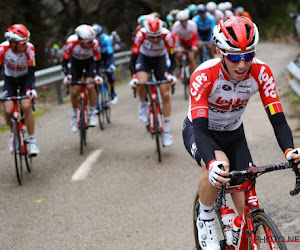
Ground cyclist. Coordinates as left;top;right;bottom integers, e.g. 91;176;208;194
62;24;103;132
92;24;118;104
192;4;216;61
206;1;224;24
129;16;177;147
0;24;39;156
182;16;300;249
187;4;197;18
171;9;198;75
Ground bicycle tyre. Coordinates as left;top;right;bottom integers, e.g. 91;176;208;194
152;100;161;163
248;211;287;250
79;98;85;155
97;87;104;130
103;83;111;124
13;123;23;185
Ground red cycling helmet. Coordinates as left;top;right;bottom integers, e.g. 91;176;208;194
4;24;30;42
212;16;259;52
145;16;163;36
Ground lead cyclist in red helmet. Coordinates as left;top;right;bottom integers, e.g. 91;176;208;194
182;16;300;249
0;24;39;156
129;16;177;147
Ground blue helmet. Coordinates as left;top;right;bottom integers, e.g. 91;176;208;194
92;23;103;36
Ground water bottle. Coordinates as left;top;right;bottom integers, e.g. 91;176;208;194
232;215;242;246
220;206;235;245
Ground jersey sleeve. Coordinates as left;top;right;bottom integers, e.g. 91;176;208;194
93;39;101;61
131;30;145;54
26;44;36;67
190;68;214;121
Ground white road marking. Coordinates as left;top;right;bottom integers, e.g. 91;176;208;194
71;149;102;181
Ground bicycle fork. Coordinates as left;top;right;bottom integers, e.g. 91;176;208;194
149;85;163;134
77;88;88;128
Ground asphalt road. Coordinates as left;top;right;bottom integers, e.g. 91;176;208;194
0;42;299;250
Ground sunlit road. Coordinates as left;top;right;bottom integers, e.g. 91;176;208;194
0;42;299;249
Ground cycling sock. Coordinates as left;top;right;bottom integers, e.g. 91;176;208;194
199;200;214;221
73;109;77;117
164;117;171;133
29;135;36;144
89;106;96;115
139;99;147;106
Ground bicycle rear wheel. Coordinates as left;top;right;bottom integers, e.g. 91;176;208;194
152;101;161;162
13;124;23;185
248;212;287;250
79;98;86;155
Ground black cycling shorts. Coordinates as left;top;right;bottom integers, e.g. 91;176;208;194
70;57;96;84
135;53;167;80
2;75;33;97
182;116;253;185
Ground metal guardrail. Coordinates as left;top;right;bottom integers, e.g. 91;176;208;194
0;50;131;103
287;60;300;97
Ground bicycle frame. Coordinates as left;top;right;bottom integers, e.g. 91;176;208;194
148;84;163;134
77;85;88;128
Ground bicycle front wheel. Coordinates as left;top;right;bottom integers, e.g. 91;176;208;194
248;211;287;250
13;124;23;185
152;101;161;163
79;98;86;155
97;87;104;130
103;84;111;124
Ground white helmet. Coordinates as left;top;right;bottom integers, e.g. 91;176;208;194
75;24;95;41
224;2;232;10
217;2;226;11
206;2;217;12
144;16;163;36
176;9;190;21
212;16;259;52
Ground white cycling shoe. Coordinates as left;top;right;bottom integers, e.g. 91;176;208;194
28;142;40;157
71;116;78;132
196;216;221;250
88;113;98;127
163;132;173;147
138;101;148;124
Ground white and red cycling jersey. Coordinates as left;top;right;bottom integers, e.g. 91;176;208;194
171;20;198;48
131;27;175;57
188;58;283;131
0;41;35;78
63;34;101;61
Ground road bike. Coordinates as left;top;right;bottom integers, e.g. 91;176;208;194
71;80;97;155
134;72;173;162
193;161;300;250
0;91;34;185
96;72;111;130
197;41;211;64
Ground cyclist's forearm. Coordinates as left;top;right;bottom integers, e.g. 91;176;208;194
193;117;216;167
269;112;294;152
26;66;36;89
168;53;176;74
129;53;138;75
62;59;69;75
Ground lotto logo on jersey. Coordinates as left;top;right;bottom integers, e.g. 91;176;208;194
258;66;277;98
190;73;208;101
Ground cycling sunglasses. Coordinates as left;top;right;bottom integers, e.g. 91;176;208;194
148;35;162;39
221;50;256;63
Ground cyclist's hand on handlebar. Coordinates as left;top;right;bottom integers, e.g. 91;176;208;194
286;148;300;172
63;74;72;85
167;73;177;85
26;89;37;100
208;160;230;188
129;74;139;89
94;75;103;85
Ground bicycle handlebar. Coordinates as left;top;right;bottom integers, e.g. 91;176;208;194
70;80;97;85
132;80;173;98
0;95;29;101
214;161;300;210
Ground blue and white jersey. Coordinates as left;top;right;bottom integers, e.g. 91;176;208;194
192;13;215;41
97;33;114;55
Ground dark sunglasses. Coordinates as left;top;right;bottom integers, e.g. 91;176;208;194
221;51;256;63
148;35;162;39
